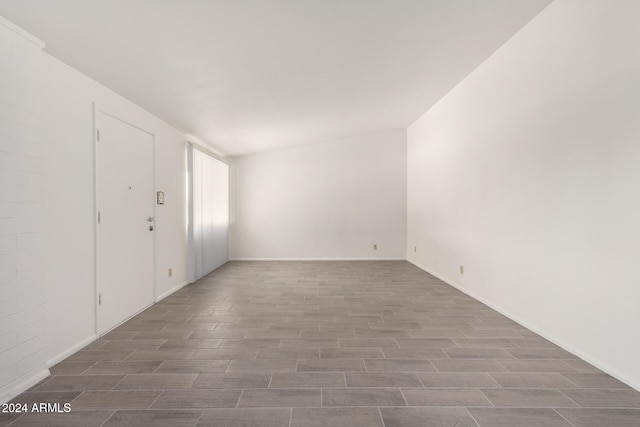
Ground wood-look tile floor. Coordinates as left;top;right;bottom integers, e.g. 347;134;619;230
4;261;640;426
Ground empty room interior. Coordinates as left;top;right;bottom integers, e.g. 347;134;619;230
1;0;639;426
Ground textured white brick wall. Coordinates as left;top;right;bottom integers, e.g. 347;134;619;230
0;17;48;401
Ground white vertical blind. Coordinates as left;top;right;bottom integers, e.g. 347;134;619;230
187;144;229;282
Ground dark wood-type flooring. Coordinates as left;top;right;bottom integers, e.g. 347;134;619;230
3;261;639;426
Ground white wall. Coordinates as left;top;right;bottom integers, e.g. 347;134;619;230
231;131;407;259
407;0;640;389
44;55;191;364
0;17;49;403
0;15;207;401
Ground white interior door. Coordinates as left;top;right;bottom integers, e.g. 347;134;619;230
96;110;155;335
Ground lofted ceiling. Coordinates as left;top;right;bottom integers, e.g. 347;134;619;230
0;0;552;156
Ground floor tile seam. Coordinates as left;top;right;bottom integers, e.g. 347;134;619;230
414;385;500;389
475;389;496;407
192;406;206;427
77;361;99;376
465;405;484;426
549;388;582;409
477;404;640;410
478;394;596;409
4;413;23;427
557;404;640;409
559;373;622;389
284;386;411;390
67;389;88;409
398;387;409;407
310;404;505;409
296;404;416;408
6;410;115;427
150;360;168;374
559;386;640;393
267;373;273;389
376;406;386;427
481;384;578;390
145;388;166;410
552;408;577;427
99;385;203;392
97;410;117;427
36;404;606;412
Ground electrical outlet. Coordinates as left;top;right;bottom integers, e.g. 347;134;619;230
373;244;378;250
460;265;464;274
168;268;172;277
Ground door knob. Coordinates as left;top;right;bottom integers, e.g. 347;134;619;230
147;216;155;222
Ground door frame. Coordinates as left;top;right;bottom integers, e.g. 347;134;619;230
93;103;157;336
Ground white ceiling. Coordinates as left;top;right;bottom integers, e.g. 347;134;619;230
0;0;552;156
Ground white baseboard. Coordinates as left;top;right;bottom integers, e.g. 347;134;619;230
0;368;50;404
229;258;406;261
47;334;97;368
407;258;640;392
156;280;190;302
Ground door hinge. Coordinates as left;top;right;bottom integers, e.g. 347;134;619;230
98;211;101;224
98;293;102;305
97;129;100;141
